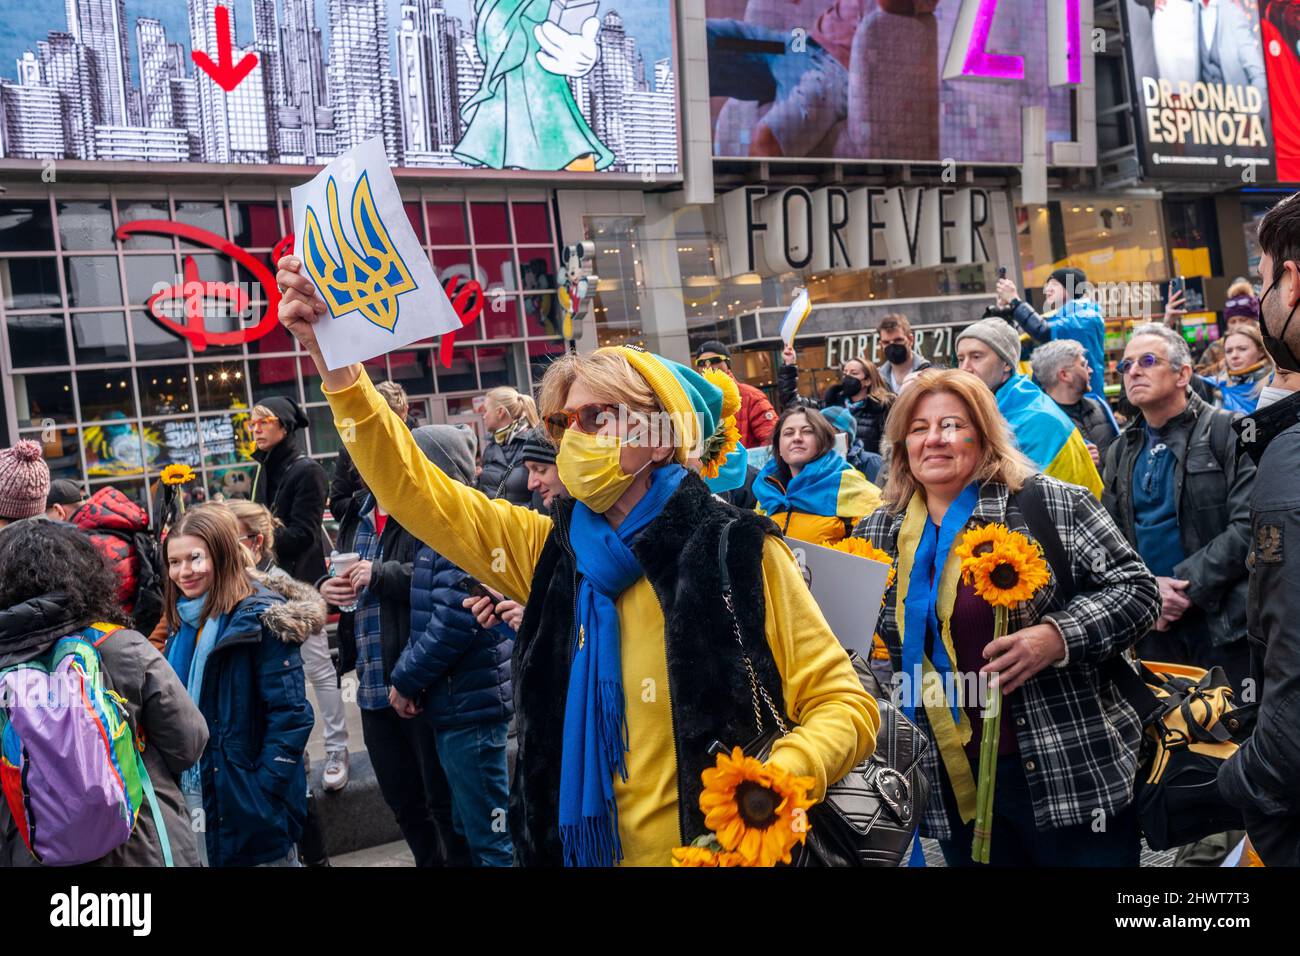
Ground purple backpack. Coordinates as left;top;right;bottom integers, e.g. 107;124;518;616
0;624;172;866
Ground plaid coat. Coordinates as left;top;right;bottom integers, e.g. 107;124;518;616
854;475;1160;839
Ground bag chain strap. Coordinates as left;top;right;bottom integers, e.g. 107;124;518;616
722;590;789;737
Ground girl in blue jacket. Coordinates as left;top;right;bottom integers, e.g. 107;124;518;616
163;504;319;867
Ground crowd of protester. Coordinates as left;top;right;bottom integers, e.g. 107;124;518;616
2;190;1300;869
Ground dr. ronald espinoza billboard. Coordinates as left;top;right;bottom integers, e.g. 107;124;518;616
1119;0;1276;182
0;0;679;177
705;0;1083;164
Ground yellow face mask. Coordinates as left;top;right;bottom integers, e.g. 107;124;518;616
556;427;653;514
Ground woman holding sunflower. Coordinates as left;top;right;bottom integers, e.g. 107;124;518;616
275;255;878;867
854;368;1160;867
753;406;882;547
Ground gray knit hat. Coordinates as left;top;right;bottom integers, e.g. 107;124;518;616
0;440;51;520
956;318;1022;375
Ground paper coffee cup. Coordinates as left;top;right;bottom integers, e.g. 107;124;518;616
330;551;361;575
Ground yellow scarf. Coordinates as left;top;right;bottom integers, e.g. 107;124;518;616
893;491;979;823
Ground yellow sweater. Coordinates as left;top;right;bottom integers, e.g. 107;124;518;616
324;372;879;865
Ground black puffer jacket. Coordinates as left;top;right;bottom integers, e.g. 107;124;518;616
477;423;534;506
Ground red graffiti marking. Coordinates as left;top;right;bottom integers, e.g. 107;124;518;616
116;219;281;353
439;276;485;368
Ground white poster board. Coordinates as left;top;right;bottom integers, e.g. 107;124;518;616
787;539;890;660
292;137;462;369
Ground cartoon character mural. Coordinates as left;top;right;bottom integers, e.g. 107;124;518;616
84;413;162;478
454;1;615;171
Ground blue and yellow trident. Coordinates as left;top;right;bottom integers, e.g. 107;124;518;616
302;171;416;332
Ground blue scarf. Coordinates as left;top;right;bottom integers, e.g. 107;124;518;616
753;447;859;518
899;483;980;725
560;463;687;867
165;595;228;795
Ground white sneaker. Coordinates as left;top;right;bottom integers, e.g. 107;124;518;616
323;749;350;792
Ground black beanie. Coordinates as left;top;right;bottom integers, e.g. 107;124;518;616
257;395;309;432
520;427;557;466
1048;267;1089;299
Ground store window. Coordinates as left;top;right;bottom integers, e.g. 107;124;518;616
1;187;565;521
1164;199;1222;279
1016;199;1168;292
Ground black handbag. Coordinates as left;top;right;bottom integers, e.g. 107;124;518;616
1013;475;1257;851
709;519;930;867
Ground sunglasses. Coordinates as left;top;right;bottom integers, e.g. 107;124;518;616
695;356;727;369
544;403;620;442
1116;353;1171;376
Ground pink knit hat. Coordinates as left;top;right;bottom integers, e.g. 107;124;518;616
0;440;52;520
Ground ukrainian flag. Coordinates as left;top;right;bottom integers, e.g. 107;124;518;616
753;449;882;544
996;375;1102;498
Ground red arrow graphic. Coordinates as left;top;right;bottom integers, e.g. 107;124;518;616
191;4;258;92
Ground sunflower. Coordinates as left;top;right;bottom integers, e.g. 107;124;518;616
671;846;720;867
160;463;197;486
957;524;1050;607
699;417;741;480
699;746;815;866
830;537;896;591
702;367;742;421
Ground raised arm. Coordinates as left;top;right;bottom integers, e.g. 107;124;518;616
277;255;550;602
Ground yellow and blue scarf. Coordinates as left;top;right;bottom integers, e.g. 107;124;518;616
894;484;981;831
996;375;1102;497
753;449;876;520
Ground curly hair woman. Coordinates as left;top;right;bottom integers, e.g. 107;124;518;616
0;520;208;867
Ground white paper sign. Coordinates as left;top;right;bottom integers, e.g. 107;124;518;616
292;137;462;370
787;539;890;660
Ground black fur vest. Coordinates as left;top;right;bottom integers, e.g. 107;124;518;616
509;472;785;865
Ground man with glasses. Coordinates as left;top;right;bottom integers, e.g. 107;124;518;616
1101;324;1256;699
1219;189;1300;867
693;340;777;447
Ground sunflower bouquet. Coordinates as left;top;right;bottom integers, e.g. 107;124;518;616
953;523;1050;864
671;747;815;867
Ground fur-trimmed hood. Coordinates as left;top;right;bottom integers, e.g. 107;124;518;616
236;569;326;645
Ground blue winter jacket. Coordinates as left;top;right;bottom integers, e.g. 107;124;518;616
390;543;514;728
1013;297;1109;399
165;575;320;867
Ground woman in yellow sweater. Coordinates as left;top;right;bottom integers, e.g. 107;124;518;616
754;406;882;546
275;257;877;867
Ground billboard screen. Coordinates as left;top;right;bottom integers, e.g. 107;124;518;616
0;0;679;176
1119;0;1276;181
1263;0;1300;182
704;0;1077;164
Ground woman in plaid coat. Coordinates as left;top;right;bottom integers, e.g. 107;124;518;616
855;368;1160;866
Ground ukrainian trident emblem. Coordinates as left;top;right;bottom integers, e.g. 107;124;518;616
302;171;416;332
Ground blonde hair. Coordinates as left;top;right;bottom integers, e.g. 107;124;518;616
223;499;282;562
537;351;660;423
882;368;1035;511
250;404;276;422
841;356;895;407
375;381;409;416
484;386;540;427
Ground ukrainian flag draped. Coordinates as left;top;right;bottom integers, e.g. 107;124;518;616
753;450;881;544
995;375;1102;498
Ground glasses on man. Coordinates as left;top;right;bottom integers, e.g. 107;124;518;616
695;356;727;369
1116;353;1171;376
544;403;620;442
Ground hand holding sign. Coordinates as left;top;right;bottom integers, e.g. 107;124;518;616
290;137;462;370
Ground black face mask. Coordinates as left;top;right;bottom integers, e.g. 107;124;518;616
840;375;863;399
883;343;909;365
1260;264;1300;373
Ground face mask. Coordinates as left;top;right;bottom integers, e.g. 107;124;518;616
556;428;654;514
1257;385;1294;410
883;343;909;365
1259;267;1300;373
840;375;863;399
